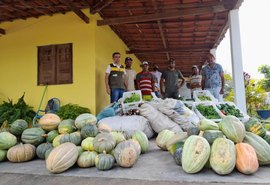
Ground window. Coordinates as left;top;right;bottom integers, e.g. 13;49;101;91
38;43;73;85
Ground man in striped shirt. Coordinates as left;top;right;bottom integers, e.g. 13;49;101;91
136;61;155;101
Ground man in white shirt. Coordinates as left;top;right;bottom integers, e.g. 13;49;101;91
151;65;162;97
124;57;136;91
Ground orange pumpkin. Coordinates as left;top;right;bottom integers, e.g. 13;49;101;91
235;143;259;175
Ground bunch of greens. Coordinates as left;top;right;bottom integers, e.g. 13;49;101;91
217;103;243;117
0;93;35;126
198;95;212;101
123;94;141;103
196;104;220;119
56;103;91;120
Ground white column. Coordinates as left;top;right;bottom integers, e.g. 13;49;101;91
229;9;247;113
210;48;217;58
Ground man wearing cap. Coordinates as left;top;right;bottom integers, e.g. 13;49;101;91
105;52;126;103
136;61;155;101
190;65;202;94
201;53;224;101
160;58;185;99
124;57;136;91
151;65;162;97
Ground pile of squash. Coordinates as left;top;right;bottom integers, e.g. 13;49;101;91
0;113;150;174
158;115;270;175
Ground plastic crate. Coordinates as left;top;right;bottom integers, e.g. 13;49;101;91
193;90;218;103
216;101;249;122
182;101;194;110
193;101;224;122
121;90;142;113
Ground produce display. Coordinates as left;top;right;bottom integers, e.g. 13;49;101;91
196;104;221;119
217;103;243;117
123;94;141;103
197;95;212;101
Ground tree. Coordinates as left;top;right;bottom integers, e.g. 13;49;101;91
258;64;270;91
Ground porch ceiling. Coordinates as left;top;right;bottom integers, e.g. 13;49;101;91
0;0;243;76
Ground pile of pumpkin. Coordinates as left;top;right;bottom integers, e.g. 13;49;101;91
156;115;270;175
0;113;150;173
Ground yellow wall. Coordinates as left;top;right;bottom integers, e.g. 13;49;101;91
0;10;141;115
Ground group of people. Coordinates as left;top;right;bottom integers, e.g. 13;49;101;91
105;52;224;103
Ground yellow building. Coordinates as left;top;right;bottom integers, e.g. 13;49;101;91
0;10;141;115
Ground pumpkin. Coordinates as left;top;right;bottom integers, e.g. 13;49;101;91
52;134;64;147
111;131;126;145
77;151;98;168
243;132;270;165
198;119;219;131
235;143;259;174
165;132;188;150
81;124;98;139
203;130;224;145
245;117;266;137
95;152;115;170
173;147;183;166
77;146;84;155
156;129;175;150
60;131;82;146
97;123;112;133
81;137;95;151
114;140;138;168
39;113;61;131
45;148;53;160
75;113;97;129
210;138;236;175
168;141;184;156
182;135;210;174
128;139;141;156
132;131;149;153
46;142;79;173
263;131;270;144
93;133;116;153
36;143;53;159
7;143;36;162
187;127;200;136
46;130;59;143
21;128;46;146
219;115;246;143
0;132;17;150
58;119;75;134
9;119;28;136
0;149;7;162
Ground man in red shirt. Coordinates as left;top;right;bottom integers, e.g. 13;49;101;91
136;61;155;101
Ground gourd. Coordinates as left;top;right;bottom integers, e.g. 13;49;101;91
93;133;116;153
58;119;75;134
77;151;98;168
245;117;266;137
0;132;17;150
9;119;28;136
95;152;115;170
7;143;36;162
36;143;53;159
156;129;175;150
75;113;97;129
39;113;61;131
21;128;46;146
132;130;149;153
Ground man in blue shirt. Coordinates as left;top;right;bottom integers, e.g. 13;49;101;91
201;53;225;101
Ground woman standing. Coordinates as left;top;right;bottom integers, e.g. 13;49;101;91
190;65;202;95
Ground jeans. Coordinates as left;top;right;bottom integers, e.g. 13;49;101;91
110;88;125;103
205;87;223;102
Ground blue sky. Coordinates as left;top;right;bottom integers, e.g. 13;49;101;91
216;0;270;79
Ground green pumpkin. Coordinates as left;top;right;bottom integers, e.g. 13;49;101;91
245;117;266;137
58;119;75;134
44;148;53;160
95;152;115;170
93;133;116;153
36;143;53;159
9;119;28;136
0;132;17;150
75;113;97;129
77;151;98;168
156;130;175;150
21;128;46;146
60;131;82;146
111;131;126;145
168;141;184;156
81;137;95;151
46;130;59;143
0;149;7;162
263;131;270;144
203;130;224;145
132;131;149;153
52;134;64;147
81;124;98;139
173;147;183;166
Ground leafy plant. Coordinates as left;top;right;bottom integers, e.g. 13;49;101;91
258;64;270;91
0;93;36;126
56;103;91;120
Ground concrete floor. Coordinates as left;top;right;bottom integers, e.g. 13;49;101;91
0;140;269;185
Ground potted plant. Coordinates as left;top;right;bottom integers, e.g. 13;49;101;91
256;101;270;120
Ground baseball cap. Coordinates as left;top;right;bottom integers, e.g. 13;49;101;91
125;57;133;62
168;58;175;63
192;65;198;69
142;61;149;65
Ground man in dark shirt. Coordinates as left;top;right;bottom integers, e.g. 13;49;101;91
160;58;185;99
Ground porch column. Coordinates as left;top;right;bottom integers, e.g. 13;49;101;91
229;9;247;113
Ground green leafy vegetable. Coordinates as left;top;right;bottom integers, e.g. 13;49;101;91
197;95;212;101
217;103;243;117
196;104;220;119
56;103;91;120
123;94;141;103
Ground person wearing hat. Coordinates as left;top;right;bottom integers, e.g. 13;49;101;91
136;61;155;101
124;57;136;91
160;58;185;99
189;65;202;95
151;64;162;97
105;52;126;103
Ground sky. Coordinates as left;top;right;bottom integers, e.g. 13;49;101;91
216;0;270;79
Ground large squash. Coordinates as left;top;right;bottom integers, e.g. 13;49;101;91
210;138;236;175
75;113;97;129
219;115;245;143
181;135;210;174
21;128;46;146
59;131;82;146
0;132;17;150
245;117;266;137
235;143;258;174
36;143;53;159
203;130;224;145
46;142;79;173
95;152;115;171
81;124;98;139
156;129;175;150
58;119;75;134
39;113;61;131
81;137;95;151
111;131;126;145
243;132;270;165
77;151;98;168
9;119;28;136
93;133;116;153
7;143;36;162
46;130;59;143
132;131;149;153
